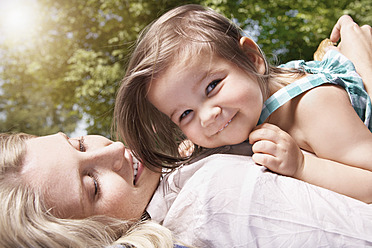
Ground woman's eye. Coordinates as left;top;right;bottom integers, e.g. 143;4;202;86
206;79;221;95
180;109;192;121
79;137;86;152
89;174;99;196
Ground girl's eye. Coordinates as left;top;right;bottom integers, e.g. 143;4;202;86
206;79;222;95
79;137;86;152
180;109;193;122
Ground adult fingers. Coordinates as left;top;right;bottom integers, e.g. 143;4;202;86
330;15;356;43
360;24;372;36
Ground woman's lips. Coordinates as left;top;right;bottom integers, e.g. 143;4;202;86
132;156;144;185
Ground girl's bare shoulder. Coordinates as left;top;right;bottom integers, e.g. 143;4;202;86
293;83;349;117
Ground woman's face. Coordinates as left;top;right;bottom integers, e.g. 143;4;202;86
21;133;161;220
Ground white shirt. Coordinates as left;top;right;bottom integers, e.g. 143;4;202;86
147;145;372;247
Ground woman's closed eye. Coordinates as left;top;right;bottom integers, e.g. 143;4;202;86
206;79;222;95
88;172;100;198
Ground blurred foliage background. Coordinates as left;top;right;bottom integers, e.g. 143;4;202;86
0;0;370;137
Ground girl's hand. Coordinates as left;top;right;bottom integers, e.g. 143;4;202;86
249;123;304;177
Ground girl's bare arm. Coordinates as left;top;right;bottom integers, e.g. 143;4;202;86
250;84;372;203
249;15;372;203
296;84;372;203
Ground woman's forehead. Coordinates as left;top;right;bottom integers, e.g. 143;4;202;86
22;134;85;218
21;133;75;190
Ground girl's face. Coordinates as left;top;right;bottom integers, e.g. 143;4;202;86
148;47;266;148
21;133;161;220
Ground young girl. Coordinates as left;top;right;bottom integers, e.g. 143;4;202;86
115;4;372;203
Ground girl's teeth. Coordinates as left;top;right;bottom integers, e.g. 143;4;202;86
218;119;232;132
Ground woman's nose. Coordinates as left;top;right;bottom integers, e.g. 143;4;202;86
85;136;126;172
200;105;222;127
108;142;126;172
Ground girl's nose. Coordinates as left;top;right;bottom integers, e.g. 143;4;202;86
200;105;222;127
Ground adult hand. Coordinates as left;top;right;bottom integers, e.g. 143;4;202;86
329;15;372;92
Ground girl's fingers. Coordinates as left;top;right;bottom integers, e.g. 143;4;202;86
252;122;282;131
249;123;283;144
252;152;279;169
251;139;278;155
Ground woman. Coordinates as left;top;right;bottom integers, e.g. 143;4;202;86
1;14;371;248
0;133;175;248
3;132;372;247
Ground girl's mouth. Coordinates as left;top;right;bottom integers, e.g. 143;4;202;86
217;117;233;133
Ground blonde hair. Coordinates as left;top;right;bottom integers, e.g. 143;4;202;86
0;133;174;248
114;4;302;170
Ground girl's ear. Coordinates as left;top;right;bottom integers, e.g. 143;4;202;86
239;37;266;74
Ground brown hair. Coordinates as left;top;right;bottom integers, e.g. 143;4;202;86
114;4;301;170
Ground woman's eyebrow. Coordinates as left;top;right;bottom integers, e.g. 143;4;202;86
57;132;88;218
79;179;89;217
67;166;89;218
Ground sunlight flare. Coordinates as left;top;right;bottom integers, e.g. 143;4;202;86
0;0;40;41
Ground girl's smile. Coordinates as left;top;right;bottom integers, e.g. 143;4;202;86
148;50;265;148
217;116;233;134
